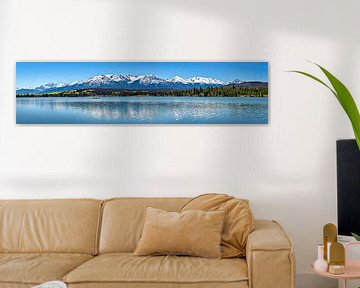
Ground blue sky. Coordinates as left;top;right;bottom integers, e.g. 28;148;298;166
16;62;268;88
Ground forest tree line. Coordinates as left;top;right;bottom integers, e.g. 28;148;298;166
17;85;268;98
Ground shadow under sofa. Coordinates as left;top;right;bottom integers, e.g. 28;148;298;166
0;198;295;288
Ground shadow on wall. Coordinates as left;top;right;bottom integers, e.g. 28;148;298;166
81;2;358;288
87;0;360;196
7;0;359;200
3;0;360;287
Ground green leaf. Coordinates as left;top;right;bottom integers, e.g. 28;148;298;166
353;127;360;150
289;64;360;150
351;232;360;241
316;64;360;150
288;70;337;99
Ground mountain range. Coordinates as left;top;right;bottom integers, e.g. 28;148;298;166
16;74;267;95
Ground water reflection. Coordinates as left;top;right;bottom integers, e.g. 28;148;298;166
16;96;268;124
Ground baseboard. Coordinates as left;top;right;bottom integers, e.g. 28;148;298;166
296;273;337;288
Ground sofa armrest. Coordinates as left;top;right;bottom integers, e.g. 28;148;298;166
246;220;295;288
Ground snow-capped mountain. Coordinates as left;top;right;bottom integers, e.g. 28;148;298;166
36;82;66;90
74;74;126;85
186;77;224;85
16;74;227;94
16;82;67;94
170;76;188;84
228;79;244;84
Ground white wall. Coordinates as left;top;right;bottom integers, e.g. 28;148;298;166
1;0;359;287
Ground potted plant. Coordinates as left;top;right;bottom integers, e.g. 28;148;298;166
290;63;360;240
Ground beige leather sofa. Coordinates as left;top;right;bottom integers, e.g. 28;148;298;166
0;198;295;288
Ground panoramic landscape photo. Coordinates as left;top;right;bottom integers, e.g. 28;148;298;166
16;62;269;124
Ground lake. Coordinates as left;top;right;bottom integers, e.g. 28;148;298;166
16;96;268;124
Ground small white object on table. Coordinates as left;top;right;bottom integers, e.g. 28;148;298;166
32;281;67;288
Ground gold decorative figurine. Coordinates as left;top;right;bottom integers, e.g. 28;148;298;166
323;223;337;262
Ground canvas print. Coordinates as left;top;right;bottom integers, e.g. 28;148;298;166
16;62;268;124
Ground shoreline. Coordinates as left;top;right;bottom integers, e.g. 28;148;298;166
16;95;268;98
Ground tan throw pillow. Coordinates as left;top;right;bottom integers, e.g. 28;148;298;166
134;207;225;258
181;193;254;258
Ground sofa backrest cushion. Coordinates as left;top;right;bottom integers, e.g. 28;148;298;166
181;194;254;258
99;198;189;253
0;199;102;254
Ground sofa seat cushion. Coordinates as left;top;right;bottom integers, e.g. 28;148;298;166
64;253;248;285
67;283;249;288
0;284;33;288
0;253;93;285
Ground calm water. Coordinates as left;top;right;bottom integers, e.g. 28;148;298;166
16;96;268;124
